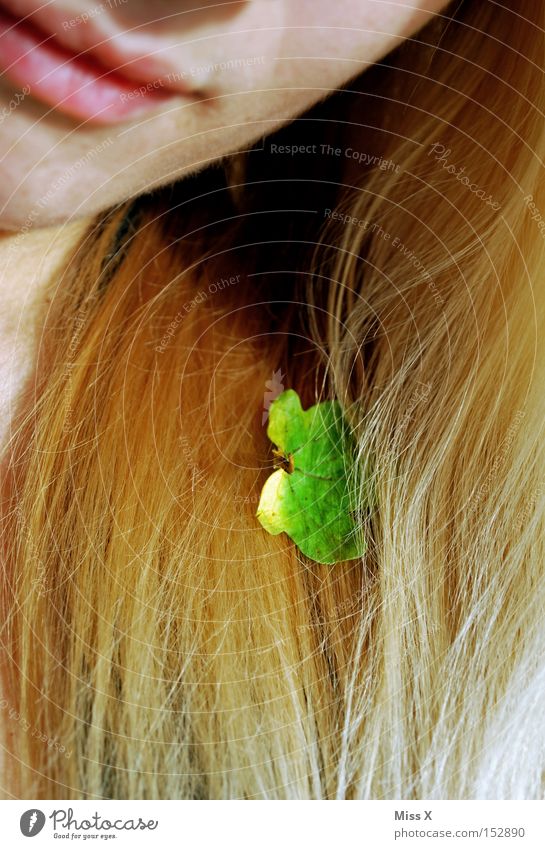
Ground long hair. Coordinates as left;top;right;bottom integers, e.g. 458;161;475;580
3;0;545;798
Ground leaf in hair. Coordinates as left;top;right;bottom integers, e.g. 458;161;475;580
256;389;369;565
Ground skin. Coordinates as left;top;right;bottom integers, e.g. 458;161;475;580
0;0;451;438
0;0;451;795
0;0;451;229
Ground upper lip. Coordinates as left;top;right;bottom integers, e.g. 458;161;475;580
0;0;199;94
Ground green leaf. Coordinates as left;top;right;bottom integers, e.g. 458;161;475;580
256;389;369;564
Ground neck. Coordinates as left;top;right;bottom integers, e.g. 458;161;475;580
0;218;91;454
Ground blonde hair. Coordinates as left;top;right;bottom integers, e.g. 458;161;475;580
3;0;545;798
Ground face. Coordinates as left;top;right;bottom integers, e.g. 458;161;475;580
0;0;450;230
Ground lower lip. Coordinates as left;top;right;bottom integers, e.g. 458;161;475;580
0;10;180;125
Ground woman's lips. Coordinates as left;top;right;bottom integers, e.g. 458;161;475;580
0;8;193;125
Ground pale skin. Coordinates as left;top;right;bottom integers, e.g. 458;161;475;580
0;0;451;795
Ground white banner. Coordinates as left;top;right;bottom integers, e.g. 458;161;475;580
1;800;544;848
